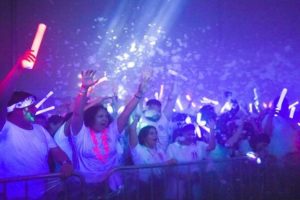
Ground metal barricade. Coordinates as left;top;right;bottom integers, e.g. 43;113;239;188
101;156;300;200
0;172;87;200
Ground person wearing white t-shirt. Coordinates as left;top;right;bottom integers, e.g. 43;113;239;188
129;115;176;200
0;51;73;199
166;123;216;200
70;70;150;195
137;90;177;152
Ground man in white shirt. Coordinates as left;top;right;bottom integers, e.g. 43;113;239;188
0;51;73;199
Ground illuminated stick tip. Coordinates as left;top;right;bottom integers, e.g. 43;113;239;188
22;23;47;69
35;106;55;115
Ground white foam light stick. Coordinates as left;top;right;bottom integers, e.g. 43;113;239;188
159;84;164;100
186;94;192;101
155;92;159;100
253;88;260;112
275;88;288;115
176;97;184;111
22;23;47;69
289;101;299;109
185;116;192;124
168;69;188;81
289;107;296;119
36;106;55;116
249;103;253;113
35;91;54;109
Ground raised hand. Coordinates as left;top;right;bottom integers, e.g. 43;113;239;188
136;69;152;96
81;70;98;89
19;50;36;69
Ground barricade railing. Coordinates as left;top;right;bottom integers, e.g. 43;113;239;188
101;156;300;200
0;172;87;200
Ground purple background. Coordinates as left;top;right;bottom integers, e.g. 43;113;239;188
0;0;299;112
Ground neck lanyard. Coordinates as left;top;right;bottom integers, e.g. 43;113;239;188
90;128;110;163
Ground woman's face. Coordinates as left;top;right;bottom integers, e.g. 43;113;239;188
182;130;196;145
93;109;110;132
144;128;158;148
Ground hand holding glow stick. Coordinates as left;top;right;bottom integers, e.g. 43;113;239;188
275;88;288;115
22;23;47;69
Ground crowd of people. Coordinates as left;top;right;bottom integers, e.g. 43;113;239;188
0;50;299;199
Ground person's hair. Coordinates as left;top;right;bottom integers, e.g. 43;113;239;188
146;99;162;108
138;125;157;145
181;124;195;134
84;104;113;128
224;91;232;98
249;134;270;151
7;91;36;107
199;105;217;121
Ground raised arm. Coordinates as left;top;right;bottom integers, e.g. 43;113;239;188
206;119;217;151
0;51;35;130
129;115;140;148
117;79;147;133
71;70;98;135
163;81;178;121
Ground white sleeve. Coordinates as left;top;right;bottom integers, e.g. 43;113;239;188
0;120;9;134
166;144;174;159
130;144;145;165
41;127;57;149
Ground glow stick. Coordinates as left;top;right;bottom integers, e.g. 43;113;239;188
191;102;196;108
106;103;114;114
159;84;164;100
117;106;125;114
35;91;54;109
253;88;260;112
275;88;288;114
246;152;257;159
155;92;159;100
95;76;109;86
268;101;272;108
249;103;253;113
35;106;55;116
196;113;202;125
199;124;210;133
221;102;232;113
195;125;202;138
22;23;47;69
201;97;219;105
185;116;192;124
263;102;267;109
176;97;184;111
289;101;299;109
168;69;188;81
186;94;192;101
289;107;296;119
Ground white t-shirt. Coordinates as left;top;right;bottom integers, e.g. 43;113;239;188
167;141;208;162
54;123;73;161
72;121;119;183
0;120;57;199
131;144;169;182
262;115;299;159
131;144;169;165
137;114;170;151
